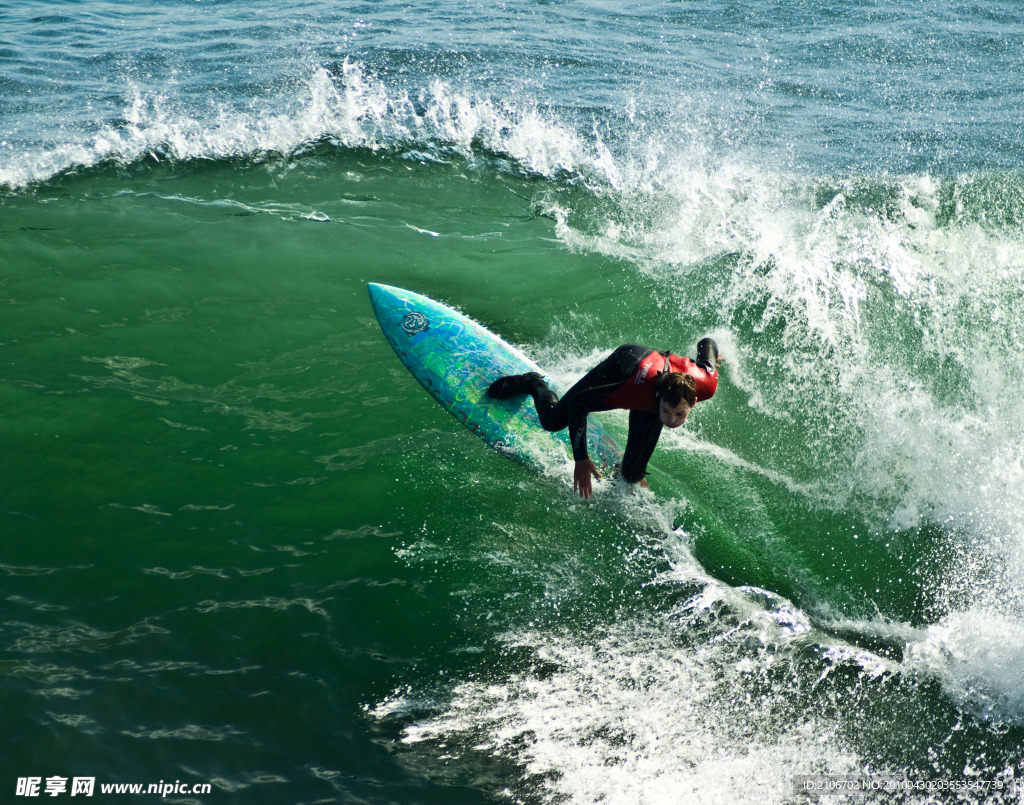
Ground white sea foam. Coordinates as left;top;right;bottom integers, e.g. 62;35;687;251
1;61;598;190
372;581;871;805
904;610;1024;726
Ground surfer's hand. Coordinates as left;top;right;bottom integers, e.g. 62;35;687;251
573;460;601;499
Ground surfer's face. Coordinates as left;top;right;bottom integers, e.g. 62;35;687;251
659;400;690;429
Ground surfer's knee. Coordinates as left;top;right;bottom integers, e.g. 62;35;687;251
534;386;561;431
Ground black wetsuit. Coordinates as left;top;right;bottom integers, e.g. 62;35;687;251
531;341;718;483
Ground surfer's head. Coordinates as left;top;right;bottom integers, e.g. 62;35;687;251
655;372;696;428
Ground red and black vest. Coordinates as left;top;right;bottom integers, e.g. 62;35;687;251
603;350;717;411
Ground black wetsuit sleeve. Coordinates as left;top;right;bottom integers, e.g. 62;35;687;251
620;410;663;483
564;383;619;462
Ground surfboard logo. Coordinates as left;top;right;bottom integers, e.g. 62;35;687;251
400;311;429;335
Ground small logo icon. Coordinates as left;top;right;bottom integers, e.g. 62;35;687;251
400;312;429;335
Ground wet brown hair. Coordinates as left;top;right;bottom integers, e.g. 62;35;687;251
654;372;697;408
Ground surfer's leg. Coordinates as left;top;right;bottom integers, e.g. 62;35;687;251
620;410;663;483
536;345;648;432
532;381;565;431
492;345;646;435
487;372;566;429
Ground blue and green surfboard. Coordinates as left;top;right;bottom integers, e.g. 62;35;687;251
367;283;622;474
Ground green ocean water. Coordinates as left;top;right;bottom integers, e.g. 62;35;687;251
1;152;587;801
5;145;1024;803
5;1;1024;802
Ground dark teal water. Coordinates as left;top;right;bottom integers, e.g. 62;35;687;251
3;2;1024;803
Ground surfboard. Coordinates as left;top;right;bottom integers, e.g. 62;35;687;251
367;283;623;474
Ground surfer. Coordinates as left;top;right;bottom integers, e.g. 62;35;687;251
488;339;720;498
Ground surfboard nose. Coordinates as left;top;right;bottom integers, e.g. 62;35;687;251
367;282;399;316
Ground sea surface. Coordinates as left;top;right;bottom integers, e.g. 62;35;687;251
3;1;1024;803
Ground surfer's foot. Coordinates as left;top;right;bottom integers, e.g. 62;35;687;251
487;372;546;399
